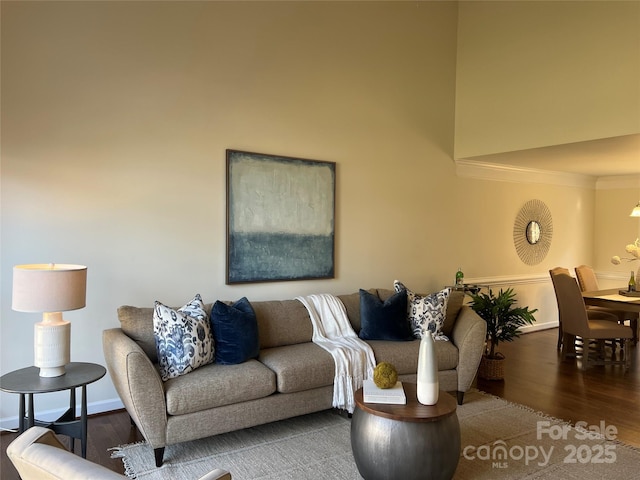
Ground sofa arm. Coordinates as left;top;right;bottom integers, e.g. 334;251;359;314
451;306;487;402
8;427;126;479
103;328;167;449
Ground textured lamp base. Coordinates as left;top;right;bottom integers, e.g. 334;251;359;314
34;313;70;377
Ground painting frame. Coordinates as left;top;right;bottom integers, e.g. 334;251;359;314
226;149;336;284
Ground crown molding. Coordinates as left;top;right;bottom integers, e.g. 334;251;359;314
455;159;597;189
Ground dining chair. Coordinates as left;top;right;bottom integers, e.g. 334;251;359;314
549;267;632;370
575;264;639;345
550;267;616;350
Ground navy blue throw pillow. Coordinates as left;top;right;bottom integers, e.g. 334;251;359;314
211;297;259;365
358;289;413;341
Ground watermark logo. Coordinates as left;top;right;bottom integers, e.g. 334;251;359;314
462;420;618;469
463;440;553;468
537;420;617;441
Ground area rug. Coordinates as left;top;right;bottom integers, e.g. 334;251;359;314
111;390;640;479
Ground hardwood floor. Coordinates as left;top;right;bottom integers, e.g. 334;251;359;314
2;328;638;479
477;328;640;448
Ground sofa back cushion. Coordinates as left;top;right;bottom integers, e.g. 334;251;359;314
118;300;311;361
252;300;314;349
116;287;465;361
338;292;363;331
118;306;159;363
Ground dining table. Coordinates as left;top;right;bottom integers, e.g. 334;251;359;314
582;288;640;345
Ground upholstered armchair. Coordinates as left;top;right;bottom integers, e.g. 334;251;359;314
7;427;232;480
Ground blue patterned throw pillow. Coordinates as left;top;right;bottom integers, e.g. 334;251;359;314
211;297;259;365
394;281;451;340
153;294;214;381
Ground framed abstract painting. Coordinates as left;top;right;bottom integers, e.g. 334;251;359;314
226;150;336;284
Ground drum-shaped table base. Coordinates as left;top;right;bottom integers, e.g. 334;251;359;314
351;384;460;480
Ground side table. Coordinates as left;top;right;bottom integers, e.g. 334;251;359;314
351;382;460;480
0;362;106;458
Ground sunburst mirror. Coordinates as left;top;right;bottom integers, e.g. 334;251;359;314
513;199;553;265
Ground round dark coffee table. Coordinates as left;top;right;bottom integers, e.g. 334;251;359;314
351;382;460;480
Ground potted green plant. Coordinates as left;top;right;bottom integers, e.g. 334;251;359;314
468;287;537;380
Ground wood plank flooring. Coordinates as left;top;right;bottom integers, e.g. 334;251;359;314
2;328;638;479
477;328;640;448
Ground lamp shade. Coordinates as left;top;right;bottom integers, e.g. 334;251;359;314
631;202;640;218
12;264;87;313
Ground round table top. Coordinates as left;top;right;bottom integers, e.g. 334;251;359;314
354;382;457;423
0;362;106;394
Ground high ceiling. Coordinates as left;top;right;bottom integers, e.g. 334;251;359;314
462;134;640;178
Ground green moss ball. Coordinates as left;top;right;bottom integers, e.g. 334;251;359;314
373;362;398;389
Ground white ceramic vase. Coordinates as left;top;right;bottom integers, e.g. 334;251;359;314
417;331;439;405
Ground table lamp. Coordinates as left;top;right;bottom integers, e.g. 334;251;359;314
12;264;87;377
630;202;640;218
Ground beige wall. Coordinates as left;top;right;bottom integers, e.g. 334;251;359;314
454;178;594;276
1;0;463;420
0;1;635;424
594;177;640;286
455;0;640;158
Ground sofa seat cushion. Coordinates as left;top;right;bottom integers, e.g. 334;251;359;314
164;360;276;416
259;343;335;394
366;339;458;374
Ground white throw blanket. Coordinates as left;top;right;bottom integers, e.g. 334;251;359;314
296;294;376;413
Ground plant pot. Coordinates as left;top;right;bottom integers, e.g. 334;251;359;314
478;353;505;380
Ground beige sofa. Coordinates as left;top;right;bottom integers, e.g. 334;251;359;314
103;288;486;467
6;426;231;480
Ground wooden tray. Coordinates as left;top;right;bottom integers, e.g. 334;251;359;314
619;290;640;297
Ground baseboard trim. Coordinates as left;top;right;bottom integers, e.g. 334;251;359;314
521;321;558;334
